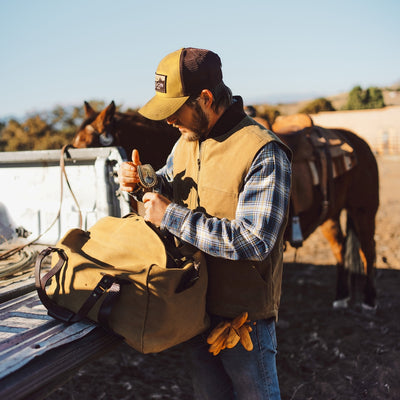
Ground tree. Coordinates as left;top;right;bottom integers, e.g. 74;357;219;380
344;86;385;110
366;87;386;109
299;97;335;114
0;121;6;150
0;103;95;152
254;105;281;126
0;115;54;151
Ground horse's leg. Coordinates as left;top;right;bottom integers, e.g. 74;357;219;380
348;208;377;308
320;216;349;307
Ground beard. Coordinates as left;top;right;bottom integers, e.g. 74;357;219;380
181;102;210;142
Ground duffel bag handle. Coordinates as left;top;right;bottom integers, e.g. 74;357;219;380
35;247;117;324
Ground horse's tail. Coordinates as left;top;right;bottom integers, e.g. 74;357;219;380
344;214;364;275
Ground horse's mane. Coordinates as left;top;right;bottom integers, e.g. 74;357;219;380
78;114;98;131
115;111;171;129
79;109;171;131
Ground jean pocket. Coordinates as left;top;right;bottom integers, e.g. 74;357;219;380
265;318;278;351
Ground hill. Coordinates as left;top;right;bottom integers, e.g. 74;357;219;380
258;86;400;116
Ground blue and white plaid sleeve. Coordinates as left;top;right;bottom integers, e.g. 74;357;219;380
160;142;292;261
155;142;177;198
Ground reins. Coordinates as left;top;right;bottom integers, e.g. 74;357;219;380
0;145;82;261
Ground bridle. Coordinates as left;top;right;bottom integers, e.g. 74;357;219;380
86;117;116;147
99;128;114;146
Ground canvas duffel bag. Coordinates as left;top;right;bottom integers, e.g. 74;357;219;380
35;213;209;354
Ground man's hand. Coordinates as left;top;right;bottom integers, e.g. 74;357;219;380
142;192;171;227
118;149;141;192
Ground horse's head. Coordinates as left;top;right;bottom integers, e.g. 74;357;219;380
244;105;271;130
72;100;180;170
73;101;116;148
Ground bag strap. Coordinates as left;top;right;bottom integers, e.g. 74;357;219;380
175;260;201;293
97;281;122;329
35;247;117;323
35;247;75;322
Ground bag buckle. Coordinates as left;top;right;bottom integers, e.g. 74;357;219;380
93;275;114;297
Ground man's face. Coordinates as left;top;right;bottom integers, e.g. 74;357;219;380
166;100;210;142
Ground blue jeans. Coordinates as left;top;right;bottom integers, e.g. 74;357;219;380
184;316;281;400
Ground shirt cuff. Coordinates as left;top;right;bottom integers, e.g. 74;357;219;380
160;203;190;236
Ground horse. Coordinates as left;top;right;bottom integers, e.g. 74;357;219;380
72;101;180;171
73;103;379;309
244;105;271;130
271;113;379;310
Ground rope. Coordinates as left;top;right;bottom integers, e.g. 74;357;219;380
0;145;82;262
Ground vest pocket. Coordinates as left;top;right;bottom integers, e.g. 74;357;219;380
206;257;273;319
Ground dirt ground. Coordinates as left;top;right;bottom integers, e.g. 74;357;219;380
47;155;400;400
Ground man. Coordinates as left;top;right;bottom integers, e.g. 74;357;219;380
118;47;292;400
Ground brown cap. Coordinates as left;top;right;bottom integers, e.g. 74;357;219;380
139;48;223;120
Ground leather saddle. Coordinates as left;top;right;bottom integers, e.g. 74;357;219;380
272;114;357;247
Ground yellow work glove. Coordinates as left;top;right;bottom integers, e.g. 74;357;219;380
206;311;254;355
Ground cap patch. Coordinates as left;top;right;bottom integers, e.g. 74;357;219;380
155;74;167;93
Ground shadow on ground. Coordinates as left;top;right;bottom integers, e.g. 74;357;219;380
46;262;400;400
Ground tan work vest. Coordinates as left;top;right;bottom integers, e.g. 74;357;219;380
172;116;290;320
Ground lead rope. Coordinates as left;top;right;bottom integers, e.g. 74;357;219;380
0;145;82;261
60;145;83;228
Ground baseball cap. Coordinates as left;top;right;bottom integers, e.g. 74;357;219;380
139;48;223;121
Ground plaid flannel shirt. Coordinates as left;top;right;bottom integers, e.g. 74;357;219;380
157;140;291;262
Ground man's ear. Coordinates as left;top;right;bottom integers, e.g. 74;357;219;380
200;89;214;107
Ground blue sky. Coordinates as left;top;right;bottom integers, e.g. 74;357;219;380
1;0;399;119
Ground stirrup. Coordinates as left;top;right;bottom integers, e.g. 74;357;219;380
290;216;303;248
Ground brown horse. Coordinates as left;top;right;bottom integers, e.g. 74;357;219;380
271;114;379;310
244;105;271;129
73;104;379;309
72;101;180;170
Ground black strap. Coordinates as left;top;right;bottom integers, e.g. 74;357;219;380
73;274;116;322
314;127;334;222
175;260;200;293
35;247;77;322
97;281;122;329
35;247;117;324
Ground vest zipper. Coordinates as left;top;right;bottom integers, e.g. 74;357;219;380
196;143;202;207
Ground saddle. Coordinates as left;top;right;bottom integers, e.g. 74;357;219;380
272;114;357;247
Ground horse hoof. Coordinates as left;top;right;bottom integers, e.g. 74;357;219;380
332;297;350;309
361;302;377;314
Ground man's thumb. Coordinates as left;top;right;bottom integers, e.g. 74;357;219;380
131;149;141;165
